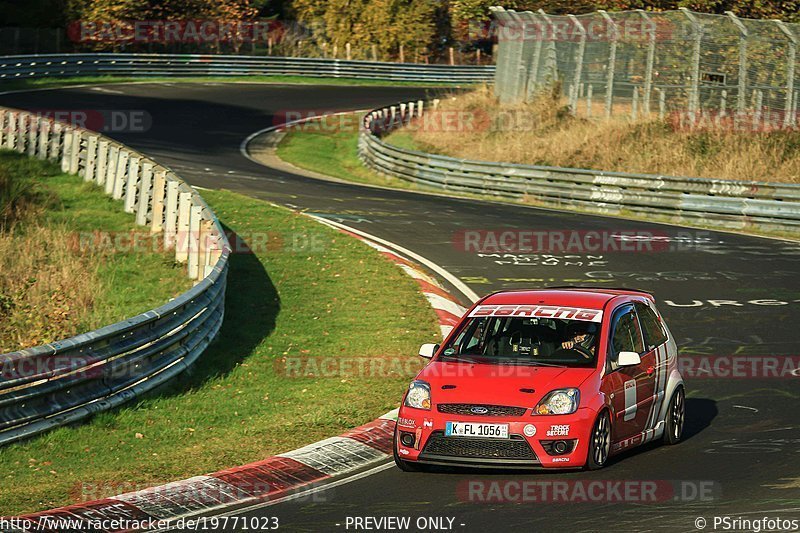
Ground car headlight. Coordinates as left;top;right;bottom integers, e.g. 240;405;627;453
404;380;431;410
533;388;580;415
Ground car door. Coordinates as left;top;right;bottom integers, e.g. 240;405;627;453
603;304;654;443
634;301;671;432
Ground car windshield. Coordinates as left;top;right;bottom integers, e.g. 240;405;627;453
440;316;599;367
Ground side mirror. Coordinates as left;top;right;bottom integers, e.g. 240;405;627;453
618;351;642;367
418;343;439;359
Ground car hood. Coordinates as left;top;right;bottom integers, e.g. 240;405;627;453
417;360;595;407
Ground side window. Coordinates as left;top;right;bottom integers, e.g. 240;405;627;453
608;307;645;371
635;302;668;350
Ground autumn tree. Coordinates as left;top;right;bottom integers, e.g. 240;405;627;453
292;0;437;60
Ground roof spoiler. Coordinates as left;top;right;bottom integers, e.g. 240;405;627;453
544;286;655;297
545;285;656;302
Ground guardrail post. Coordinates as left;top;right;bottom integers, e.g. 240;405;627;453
568;14;586;115
199;219;214;280
151;169;167;233
176;190;192;262
95;140;108;186
84;135;98;182
16;114;27;154
164;178;179;249
586;84;593;116
775;20;797;128
69;129;81;174
0;111;6;148
27;115;37;157
37;119;50;160
599;10;618;118
113;150;129;200
105;145;119;195
680;8;702;122
637;10;656;115
60;128;73;172
209;243;223;277
417;100;424;116
5;111;17;151
124;155;140;212
188;204;202;278
136;161;154;226
49;122;62;161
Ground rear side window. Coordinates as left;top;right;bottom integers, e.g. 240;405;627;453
635;302;668;350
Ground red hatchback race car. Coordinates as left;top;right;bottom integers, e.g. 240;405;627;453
394;288;685;471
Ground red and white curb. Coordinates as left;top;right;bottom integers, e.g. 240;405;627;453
14;218;469;532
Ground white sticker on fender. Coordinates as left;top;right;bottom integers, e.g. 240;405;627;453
469;304;603;323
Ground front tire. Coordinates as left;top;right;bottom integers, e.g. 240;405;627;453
586;410;611;470
393;428;425;472
662;386;685;445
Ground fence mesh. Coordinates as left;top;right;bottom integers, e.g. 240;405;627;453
492;7;800;129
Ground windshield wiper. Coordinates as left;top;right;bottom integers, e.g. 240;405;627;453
495;360;567;368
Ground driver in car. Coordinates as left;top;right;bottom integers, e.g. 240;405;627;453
561;322;598;358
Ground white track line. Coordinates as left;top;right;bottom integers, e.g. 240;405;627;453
310;215;480;303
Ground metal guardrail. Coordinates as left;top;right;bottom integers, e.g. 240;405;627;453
0;54;489;447
359;101;800;234
0;53;495;83
0;106;230;446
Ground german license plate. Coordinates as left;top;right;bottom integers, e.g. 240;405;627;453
445;421;509;439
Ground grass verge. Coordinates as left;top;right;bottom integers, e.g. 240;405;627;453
0;187;441;515
275;119;418;190
388;85;800;184
0;151;191;351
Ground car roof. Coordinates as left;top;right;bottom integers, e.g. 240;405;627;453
480;288;653;309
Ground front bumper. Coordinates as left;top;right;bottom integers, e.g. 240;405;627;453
396;406;596;469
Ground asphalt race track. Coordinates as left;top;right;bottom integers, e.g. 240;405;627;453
4;82;800;532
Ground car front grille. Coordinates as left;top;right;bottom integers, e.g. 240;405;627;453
437;404;528;417
421;431;537;461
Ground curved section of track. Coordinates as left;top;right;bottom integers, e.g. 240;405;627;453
4;82;799;531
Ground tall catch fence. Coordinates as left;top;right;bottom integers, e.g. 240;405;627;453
492;7;800;129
